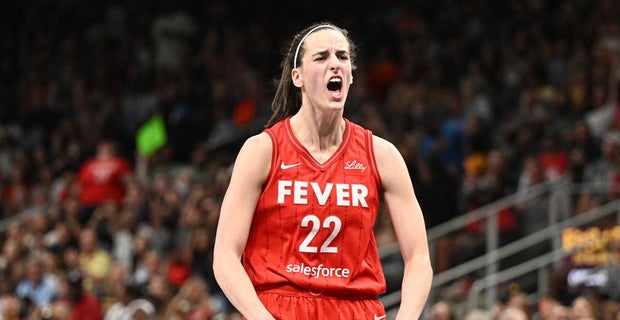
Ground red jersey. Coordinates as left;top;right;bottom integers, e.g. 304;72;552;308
245;117;385;298
70;293;103;320
77;157;132;206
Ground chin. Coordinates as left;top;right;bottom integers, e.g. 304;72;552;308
326;101;346;111
330;95;348;106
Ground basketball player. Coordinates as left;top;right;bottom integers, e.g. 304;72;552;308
213;22;433;320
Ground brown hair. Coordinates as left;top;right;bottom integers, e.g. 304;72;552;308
264;22;357;128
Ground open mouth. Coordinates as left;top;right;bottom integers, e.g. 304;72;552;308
327;78;342;91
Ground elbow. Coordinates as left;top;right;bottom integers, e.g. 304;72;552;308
425;255;434;277
427;262;434;280
212;251;227;285
212;246;241;285
418;255;433;278
404;252;433;279
212;247;226;284
416;257;434;290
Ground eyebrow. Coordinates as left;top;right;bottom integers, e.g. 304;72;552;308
312;49;350;57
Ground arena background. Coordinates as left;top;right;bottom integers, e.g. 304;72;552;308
0;0;619;319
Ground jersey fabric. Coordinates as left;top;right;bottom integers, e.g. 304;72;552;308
256;292;386;320
244;117;386;302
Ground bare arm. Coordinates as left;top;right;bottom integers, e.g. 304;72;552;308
213;133;276;320
373;136;433;320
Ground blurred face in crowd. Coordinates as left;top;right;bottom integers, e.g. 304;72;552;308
79;229;97;254
601;136;620;161
0;295;20;318
506;294;530;319
428;301;453;320
549;304;571;320
2;239;19;262
25;261;44;285
147;275;171;303
50;300;71;319
96;141;116;159
571;296;596;320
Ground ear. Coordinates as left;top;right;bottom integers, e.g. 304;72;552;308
291;68;303;88
350;76;353;85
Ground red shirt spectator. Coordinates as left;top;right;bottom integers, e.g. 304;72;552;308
70;293;103;320
77;141;132;206
65;269;103;320
538;133;568;181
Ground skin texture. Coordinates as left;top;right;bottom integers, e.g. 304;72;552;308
213;27;432;320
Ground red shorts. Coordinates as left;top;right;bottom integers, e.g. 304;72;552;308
254;291;386;320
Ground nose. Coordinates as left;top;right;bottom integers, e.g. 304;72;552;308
328;54;341;70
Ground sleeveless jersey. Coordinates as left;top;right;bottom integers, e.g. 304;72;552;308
244;117;386;298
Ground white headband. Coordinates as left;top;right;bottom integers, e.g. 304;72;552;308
293;25;340;69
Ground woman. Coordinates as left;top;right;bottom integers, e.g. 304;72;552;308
213;22;432;320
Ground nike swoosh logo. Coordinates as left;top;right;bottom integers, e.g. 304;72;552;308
280;162;302;170
374;314;386;320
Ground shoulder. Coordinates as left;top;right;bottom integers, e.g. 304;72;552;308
371;135;401;163
237;132;273;161
371;135;409;188
230;132;273;184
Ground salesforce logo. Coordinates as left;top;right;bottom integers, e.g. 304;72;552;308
285;262;350;278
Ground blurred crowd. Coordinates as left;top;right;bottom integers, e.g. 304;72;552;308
1;0;620;319
426;291;620;320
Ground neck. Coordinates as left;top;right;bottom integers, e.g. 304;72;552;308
291;108;345;151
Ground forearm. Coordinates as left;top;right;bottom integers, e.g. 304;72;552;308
394;255;433;320
213;253;275;320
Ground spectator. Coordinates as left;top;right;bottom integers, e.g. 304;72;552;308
426;300;455;320
571;295;602;320
583;131;620;203
132;250;161;289
548;304;572;320
65;269;103;320
505;292;533;320
14;256;60;309
164;276;214;320
463;309;490;320
76;140;132;224
103;282;137;320
0;0;619;319
77;228;112;297
165;247;191;290
0;238;24;289
104;281;156;320
538;131;569;182
584;84;615;140
136;200;171;255
497;307;528;320
567;120;601;184
126;297;156;320
188;228;219;298
0;294;21;320
110;208;137;271
151;7;196;71
143;274;172;318
100;262;130;309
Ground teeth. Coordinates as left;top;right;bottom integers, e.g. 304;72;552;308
327;78;342;91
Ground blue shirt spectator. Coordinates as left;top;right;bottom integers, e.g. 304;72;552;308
15;258;61;308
